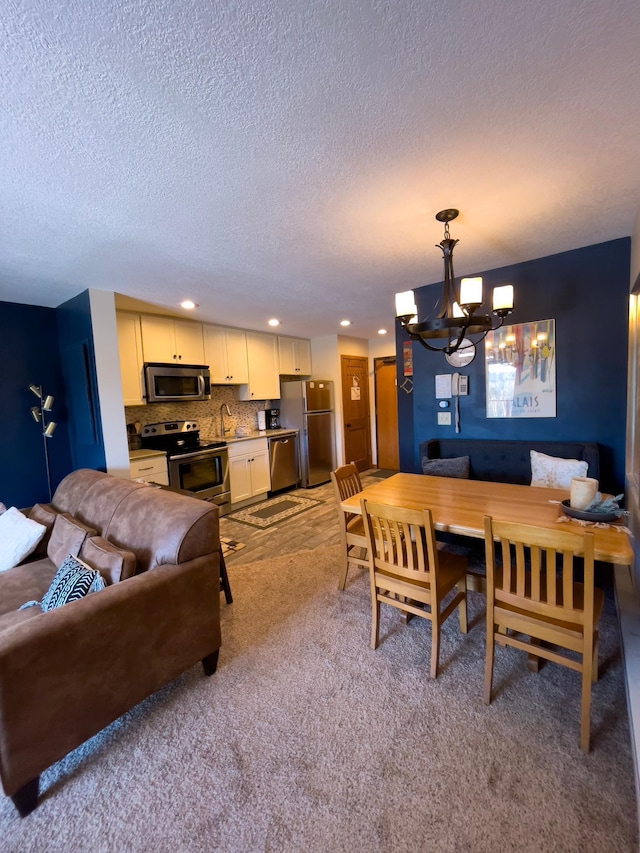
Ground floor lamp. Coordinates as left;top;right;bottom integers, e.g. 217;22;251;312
29;384;57;502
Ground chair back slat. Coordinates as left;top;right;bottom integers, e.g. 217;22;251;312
546;549;557;606
501;540;512;592
530;545;541;601
515;542;526;597
563;551;574;609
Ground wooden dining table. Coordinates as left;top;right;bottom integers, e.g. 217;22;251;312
341;473;633;568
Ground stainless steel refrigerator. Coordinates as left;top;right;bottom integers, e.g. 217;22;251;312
279;380;336;487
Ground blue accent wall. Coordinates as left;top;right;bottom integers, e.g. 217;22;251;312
397;238;630;492
56;291;106;473
0;301;73;506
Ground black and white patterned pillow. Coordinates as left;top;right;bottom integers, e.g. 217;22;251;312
21;554;106;612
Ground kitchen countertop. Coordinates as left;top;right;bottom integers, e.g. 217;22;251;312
129;448;167;461
129;430;298;458
201;428;298;444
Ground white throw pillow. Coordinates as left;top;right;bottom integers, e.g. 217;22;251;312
0;507;47;572
530;450;589;489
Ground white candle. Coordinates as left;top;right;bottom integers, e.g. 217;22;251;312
570;477;599;510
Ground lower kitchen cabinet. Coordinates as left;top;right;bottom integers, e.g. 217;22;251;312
228;439;270;505
129;451;169;485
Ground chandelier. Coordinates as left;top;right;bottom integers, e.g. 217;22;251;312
395;209;514;356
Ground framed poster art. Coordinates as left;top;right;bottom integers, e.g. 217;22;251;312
485;319;556;418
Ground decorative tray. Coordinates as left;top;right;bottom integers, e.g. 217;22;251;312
560;499;621;524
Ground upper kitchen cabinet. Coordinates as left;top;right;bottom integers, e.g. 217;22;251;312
116;312;145;405
140;315;205;364
238;331;280;401
278;336;312;376
203;324;249;385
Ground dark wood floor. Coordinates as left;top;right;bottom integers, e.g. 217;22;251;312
220;469;390;566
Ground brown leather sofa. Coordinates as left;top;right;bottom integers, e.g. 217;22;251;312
0;469;222;817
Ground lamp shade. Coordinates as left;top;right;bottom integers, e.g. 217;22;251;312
395;290;417;318
459;277;483;306
492;284;514;312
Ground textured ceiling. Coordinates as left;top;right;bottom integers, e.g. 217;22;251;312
1;0;639;339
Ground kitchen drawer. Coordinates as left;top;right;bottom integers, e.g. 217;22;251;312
226;438;267;459
130;456;169;485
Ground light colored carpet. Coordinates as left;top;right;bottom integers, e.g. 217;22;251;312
1;546;637;852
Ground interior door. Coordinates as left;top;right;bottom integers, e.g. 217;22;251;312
374;357;399;470
341;355;371;472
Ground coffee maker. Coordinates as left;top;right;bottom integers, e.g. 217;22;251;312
263;408;281;429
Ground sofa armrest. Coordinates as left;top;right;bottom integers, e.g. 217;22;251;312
0;554;221;798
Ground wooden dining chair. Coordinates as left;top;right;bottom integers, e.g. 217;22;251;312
483;515;602;752
361;498;468;678
331;463;369;590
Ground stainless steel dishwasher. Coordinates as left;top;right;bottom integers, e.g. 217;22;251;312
268;433;299;492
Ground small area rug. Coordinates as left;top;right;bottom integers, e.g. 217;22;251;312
367;468;396;478
226;494;323;528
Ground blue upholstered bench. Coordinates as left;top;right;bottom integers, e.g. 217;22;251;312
418;438;600;487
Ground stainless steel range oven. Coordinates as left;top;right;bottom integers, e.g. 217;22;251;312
140;421;230;515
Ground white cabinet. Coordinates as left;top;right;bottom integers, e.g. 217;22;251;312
116;312;145;405
278;336;312;375
238;332;280;401
129;452;169;485
203;324;249;384
228;438;270;504
140;316;204;364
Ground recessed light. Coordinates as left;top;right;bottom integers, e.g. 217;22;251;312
268;318;280;327
378;328;388;335
180;300;198;310
340;319;351;327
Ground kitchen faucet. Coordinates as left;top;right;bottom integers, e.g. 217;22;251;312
220;403;231;437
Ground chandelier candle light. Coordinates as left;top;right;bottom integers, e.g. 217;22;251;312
395;209;514;356
29;384;57;502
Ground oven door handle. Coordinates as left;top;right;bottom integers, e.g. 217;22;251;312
198;375;205;397
171;449;226;462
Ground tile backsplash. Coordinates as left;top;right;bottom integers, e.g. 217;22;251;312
125;387;275;441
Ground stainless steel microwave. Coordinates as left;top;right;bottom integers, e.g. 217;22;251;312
144;363;211;403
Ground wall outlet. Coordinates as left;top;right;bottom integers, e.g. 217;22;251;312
437;412;452;426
